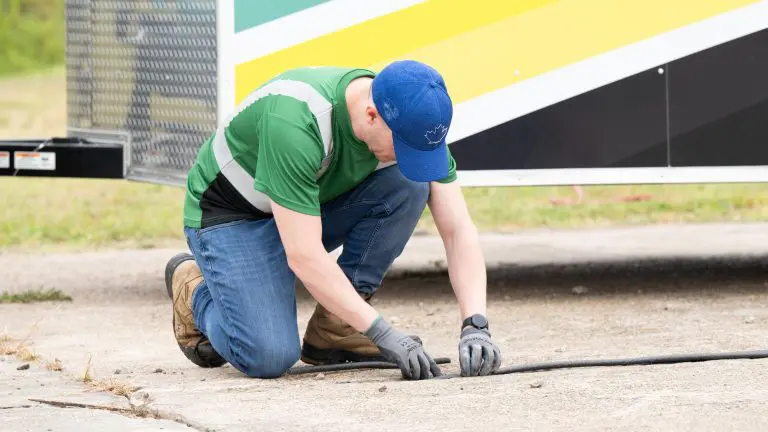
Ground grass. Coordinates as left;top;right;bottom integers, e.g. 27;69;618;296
419;183;768;232
0;176;187;251
0;288;73;304
1;69;768;251
0;0;65;77
3;175;768;251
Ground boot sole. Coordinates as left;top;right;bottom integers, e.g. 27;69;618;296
300;342;387;365
181;342;227;368
300;335;424;365
164;252;227;368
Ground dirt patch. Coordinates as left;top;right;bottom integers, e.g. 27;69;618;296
0;68;66;140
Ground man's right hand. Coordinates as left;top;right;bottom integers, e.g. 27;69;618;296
364;316;442;380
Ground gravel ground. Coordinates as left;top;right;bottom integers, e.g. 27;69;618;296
1;246;768;431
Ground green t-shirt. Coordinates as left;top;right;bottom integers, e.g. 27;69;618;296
183;66;457;229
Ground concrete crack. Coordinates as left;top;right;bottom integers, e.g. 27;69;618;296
132;402;217;432
29;398;134;414
29;398;215;431
0;405;33;409
2;330;214;432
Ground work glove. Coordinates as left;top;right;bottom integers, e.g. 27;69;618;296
459;327;502;377
364;316;443;380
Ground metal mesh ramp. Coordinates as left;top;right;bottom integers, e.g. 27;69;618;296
65;0;217;186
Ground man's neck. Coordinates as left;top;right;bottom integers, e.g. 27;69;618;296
345;77;373;142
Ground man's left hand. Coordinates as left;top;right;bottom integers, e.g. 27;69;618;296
458;327;501;377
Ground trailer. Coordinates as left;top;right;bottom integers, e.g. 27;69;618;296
2;0;768;187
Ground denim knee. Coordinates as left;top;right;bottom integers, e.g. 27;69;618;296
234;339;300;379
395;181;429;224
402;179;429;211
382;167;430;215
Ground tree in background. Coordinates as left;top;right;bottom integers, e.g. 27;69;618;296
0;0;65;76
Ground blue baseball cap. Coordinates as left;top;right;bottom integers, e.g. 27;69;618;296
372;60;453;182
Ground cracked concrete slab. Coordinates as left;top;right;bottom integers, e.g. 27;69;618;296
0;356;195;431
2;404;194;432
1;223;768;430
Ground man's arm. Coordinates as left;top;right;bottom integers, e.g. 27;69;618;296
271;200;378;332
427;179;487;320
428;179;501;377
271;200;443;379
251;113;375;332
254;113;441;379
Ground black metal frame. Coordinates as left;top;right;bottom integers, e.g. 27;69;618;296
0;137;125;179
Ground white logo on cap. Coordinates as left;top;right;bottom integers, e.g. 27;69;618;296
382;99;399;121
425;124;448;145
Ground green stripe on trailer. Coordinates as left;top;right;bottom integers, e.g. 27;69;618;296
234;0;332;32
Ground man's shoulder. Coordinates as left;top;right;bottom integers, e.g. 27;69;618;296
267;66;376;101
233;67;368;113
227;66;376;138
275;66;376;84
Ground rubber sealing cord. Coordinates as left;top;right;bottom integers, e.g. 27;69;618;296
285;350;768;378
286;357;452;375
434;349;768;380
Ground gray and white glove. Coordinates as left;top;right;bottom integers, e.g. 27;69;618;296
364;316;442;380
459;327;502;377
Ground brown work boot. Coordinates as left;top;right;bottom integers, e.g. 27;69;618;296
165;252;226;368
300;294;423;365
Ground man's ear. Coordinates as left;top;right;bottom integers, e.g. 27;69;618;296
366;105;379;126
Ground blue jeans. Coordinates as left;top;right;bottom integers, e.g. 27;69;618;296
183;166;429;378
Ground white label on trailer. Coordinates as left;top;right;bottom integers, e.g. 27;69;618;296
0;151;9;169
14;151;56;170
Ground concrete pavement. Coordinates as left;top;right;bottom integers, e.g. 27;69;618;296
2;221;768;431
1;356;196;431
387;221;768;276
3;222;768;300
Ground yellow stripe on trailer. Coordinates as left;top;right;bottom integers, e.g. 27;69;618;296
380;0;759;105
234;0;758;105
234;0;555;102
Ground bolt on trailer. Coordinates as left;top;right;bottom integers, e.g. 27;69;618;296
2;0;768;185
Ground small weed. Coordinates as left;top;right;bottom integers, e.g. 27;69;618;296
82;354;93;383
17;346;39;362
0;338;18;356
0;289;72;304
3;333;138;401
0;335;26;356
46;358;63;372
0;335;39;363
90;378;140;398
77;353;139;398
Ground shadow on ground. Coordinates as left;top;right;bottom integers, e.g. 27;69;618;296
298;254;768;303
